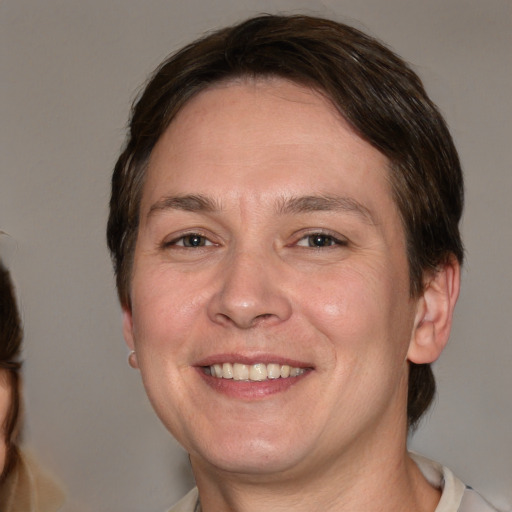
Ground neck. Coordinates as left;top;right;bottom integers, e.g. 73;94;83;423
191;435;440;512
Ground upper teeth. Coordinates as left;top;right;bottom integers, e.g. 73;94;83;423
208;363;305;381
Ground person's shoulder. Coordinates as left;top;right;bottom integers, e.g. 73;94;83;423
0;448;66;512
410;452;502;512
459;488;502;512
167;487;199;512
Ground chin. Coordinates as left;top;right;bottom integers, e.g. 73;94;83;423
194;449;304;477
187;429;313;477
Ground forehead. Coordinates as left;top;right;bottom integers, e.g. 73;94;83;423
141;78;394;221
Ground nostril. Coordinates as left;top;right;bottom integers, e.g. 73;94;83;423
214;312;277;329
250;313;277;327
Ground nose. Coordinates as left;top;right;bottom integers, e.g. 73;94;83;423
207;249;292;329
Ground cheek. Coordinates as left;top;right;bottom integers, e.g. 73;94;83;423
129;268;212;358
0;382;10;473
0;445;5;477
132;268;189;323
301;262;412;356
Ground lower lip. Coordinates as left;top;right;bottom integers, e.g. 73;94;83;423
196;368;311;400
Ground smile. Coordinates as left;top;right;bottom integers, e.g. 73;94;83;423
204;362;306;381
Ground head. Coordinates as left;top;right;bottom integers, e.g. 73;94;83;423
0;261;23;482
107;14;463;430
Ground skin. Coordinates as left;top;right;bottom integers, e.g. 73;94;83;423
0;371;10;474
123;78;459;512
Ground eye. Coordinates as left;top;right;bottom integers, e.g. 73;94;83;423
296;233;346;248
167;233;214;248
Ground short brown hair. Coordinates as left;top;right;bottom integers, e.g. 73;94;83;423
107;14;464;428
0;262;23;481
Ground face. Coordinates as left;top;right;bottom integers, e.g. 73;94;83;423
0;371;10;473
124;79;422;480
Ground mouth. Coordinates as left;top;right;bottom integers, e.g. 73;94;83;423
196;355;313;398
203;362;308;381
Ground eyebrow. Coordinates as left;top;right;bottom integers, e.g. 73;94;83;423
148;194;221;216
275;195;376;225
147;193;376;225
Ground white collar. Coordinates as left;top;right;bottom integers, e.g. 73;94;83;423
411;452;467;512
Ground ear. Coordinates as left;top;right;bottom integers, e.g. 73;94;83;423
122;306;139;369
407;258;461;364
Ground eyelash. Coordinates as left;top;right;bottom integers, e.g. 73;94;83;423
295;232;347;248
163;233;215;248
163;231;347;250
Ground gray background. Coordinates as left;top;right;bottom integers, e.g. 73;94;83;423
1;1;510;511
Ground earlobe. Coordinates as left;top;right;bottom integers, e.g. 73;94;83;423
122;307;139;369
407;258;461;364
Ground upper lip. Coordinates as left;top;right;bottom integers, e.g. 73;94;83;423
195;353;314;368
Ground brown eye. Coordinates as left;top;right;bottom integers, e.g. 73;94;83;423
308;234;336;247
182;234;207;247
296;233;345;248
166;233;214;248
